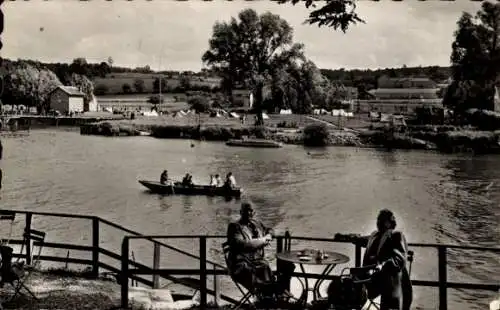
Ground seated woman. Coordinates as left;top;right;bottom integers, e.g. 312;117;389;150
224;172;237;190
181;173;191;186
209;175;217;187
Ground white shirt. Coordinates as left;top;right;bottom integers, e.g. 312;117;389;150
229;175;236;186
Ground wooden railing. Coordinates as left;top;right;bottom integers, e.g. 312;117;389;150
1;209;498;310
121;234;500;310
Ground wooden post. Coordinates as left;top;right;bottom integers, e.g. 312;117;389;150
438;246;447;310
213;265;220;307
25;213;32;265
121;237;130;309
199;237;207;308
355;244;361;267
92;217;100;278
152;242;161;289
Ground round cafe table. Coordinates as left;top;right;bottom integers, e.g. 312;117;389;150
276;249;350;306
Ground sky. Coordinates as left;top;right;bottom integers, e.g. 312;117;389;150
1;0;483;71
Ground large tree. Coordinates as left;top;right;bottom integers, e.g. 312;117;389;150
444;1;500;115
3;62;62;113
203;8;305;125
269;60;330;114
278;0;364;32
69;73;94;105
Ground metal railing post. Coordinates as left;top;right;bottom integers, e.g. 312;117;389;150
276;236;283;253
153;241;161;289
25;213;32;265
92;217;99;278
121;237;130;309
355;244;362;267
438;246;447;310
199;236;207;308
213;265;220;307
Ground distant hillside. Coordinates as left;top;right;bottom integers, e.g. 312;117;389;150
93;73;221;95
320;66;451;89
2;58;451;96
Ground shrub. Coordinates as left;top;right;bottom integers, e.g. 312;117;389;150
147;95;165;105
303;123;329;146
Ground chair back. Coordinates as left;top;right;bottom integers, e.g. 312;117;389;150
222;241;232;272
17;228;46;266
0;210;16;246
284;231;291;252
408;250;414;276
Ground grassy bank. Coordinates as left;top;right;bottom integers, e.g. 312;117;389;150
79;114;500;153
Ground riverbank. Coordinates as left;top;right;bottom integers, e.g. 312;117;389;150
78;114;500;153
1;113;125;131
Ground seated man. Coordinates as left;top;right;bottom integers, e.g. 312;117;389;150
182;173;193;187
160;170;169;185
226;203;295;303
224;172;237;189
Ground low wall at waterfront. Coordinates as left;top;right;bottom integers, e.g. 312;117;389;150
1;115;126;130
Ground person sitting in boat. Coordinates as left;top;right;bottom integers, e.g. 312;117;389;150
210;175;217;187
224;172;237;189
160;170;169;185
226;202;295;305
215;174;223;187
182;173;192;187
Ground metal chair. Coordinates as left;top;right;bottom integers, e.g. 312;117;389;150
2;228;46;303
338;250;415;310
0;211;16;247
222;241;256;310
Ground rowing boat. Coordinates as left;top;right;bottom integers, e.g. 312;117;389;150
226;139;283;148
138;180;242;198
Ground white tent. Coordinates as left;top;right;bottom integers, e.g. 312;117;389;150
279;109;292;115
143;111;159;117
262;112;270;119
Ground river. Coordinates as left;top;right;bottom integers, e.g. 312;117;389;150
0;129;498;309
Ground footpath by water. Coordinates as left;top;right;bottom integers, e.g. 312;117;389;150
0;129;498;309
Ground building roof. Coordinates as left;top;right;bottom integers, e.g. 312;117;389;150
369;88;439;94
54;86;85;97
233;89;251;95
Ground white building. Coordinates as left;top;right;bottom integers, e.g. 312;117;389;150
49;86;85;114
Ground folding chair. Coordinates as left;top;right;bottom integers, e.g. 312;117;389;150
0;211;16;247
338;250;415;310
1;227;46;303
222;241;256;310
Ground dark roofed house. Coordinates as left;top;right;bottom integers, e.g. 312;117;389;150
377;76;437;89
368;88;440;100
49;86;85;114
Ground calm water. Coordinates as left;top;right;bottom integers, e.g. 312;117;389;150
0;129;498;309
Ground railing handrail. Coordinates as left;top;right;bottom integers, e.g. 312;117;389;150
124;234;500;253
0;209;225;269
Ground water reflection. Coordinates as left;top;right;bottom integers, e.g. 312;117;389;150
439;157;500;246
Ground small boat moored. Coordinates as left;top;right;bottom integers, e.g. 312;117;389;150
139;180;242;198
226;138;283;148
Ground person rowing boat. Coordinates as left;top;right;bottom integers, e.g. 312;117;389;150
160;170;169;185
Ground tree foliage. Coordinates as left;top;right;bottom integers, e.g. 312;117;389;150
444;1;500;114
203;8;305;125
69;73;94;104
188;96;211;114
277;0;364;32
153;77;168;93
133;79;145;93
3;62;62;112
268;60;330;114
